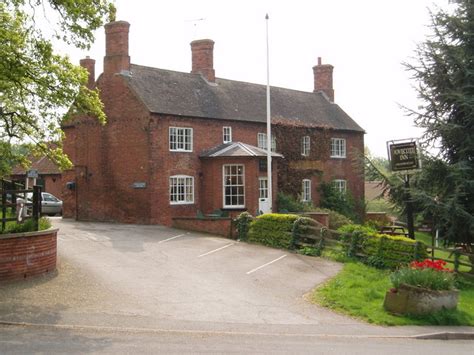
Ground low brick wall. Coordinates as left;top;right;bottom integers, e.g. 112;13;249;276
366;212;392;225
172;217;233;238
0;228;58;282
300;212;330;228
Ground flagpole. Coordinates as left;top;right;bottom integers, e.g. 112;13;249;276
265;13;272;212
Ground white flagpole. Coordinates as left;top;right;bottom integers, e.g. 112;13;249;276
265;14;272;212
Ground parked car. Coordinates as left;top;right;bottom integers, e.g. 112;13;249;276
17;192;63;216
40;192;63;216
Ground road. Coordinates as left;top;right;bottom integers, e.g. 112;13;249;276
1;323;473;354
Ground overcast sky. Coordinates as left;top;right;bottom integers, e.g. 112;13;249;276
61;0;449;158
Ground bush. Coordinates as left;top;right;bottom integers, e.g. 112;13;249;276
338;224;428;269
235;211;253;241
247;213;299;249
319;182;359;222
276;192;312;212
3;217;51;234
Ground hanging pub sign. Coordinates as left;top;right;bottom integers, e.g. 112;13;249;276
387;140;421;172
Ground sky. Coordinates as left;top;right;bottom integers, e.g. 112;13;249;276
60;0;450;158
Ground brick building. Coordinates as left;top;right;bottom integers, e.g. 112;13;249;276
62;20;364;225
11;155;63;199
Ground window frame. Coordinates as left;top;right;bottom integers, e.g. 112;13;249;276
222;164;245;208
223;126;232;144
257;132;276;152
259;177;268;199
169;127;193;152
330;138;346;158
301;136;310;156
169;175;194;205
302;179;311;202
332;179;347;194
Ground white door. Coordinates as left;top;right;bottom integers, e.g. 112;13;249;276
258;177;271;214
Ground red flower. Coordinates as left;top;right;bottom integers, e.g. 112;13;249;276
409;259;452;272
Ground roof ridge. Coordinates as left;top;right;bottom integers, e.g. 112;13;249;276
130;63;324;98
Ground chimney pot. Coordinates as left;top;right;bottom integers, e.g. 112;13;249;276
313;58;334;102
190;39;215;82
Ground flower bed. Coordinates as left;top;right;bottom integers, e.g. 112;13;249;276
384;259;458;315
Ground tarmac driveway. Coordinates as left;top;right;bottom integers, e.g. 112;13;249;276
52;218;346;326
1;218;368;334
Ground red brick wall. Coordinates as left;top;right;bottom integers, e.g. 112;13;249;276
172;217;233;237
63;75;152;223
0;229;57;282
63;75;363;226
274;126;364;210
43;175;62;199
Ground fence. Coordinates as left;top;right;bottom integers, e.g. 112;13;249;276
291;220;473;273
0;179;42;233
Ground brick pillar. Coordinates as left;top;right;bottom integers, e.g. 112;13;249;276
313;57;334;102
104;21;130;75
79;56;96;89
190;39;215;82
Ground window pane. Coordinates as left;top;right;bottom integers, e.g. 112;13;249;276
223;165;244;207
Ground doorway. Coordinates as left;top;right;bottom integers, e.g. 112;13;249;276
258;177;271;214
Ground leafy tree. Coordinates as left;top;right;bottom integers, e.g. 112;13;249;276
0;0;114;177
379;1;474;269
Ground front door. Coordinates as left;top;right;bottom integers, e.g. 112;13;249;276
258;177;271;214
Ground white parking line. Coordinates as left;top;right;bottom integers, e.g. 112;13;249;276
246;255;287;275
198;243;235;258
158;233;186;244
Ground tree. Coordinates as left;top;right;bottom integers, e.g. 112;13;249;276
403;1;474;268
0;0;114;177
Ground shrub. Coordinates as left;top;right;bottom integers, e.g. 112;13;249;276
3;217;51;234
391;260;455;290
319;182;359;222
235;211;253;241
338;224;428;269
247;213;299;249
276;192;312;212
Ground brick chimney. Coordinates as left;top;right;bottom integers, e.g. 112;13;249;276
104;21;130;75
190;39;215;82
313;57;334;102
79;56;95;89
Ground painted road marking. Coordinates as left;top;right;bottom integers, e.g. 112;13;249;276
158;233;186;244
198;243;235;258
246;255;287;275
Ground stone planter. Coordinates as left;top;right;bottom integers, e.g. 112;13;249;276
384;283;459;316
0;228;58;282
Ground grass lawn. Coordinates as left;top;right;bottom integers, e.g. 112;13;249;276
313;261;474;326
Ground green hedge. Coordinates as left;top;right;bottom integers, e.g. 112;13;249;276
338;224;428;269
247;213;299;249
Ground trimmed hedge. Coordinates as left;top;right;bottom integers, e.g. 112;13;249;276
247;213;299;249
338;224;428;269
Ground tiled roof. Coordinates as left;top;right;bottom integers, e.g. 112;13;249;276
11;156;61;175
122;64;365;132
200;142;284;158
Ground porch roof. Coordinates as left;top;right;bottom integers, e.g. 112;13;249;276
200;142;284;158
